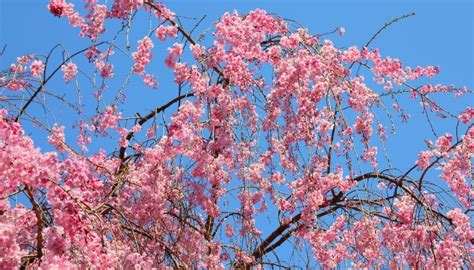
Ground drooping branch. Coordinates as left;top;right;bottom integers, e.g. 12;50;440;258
15;42;106;122
20;186;45;269
118;92;194;161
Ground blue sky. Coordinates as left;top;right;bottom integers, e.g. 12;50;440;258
1;0;473;267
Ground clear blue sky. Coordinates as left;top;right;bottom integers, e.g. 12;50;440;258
1;0;473;266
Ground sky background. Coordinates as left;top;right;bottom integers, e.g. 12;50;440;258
1;0;473;267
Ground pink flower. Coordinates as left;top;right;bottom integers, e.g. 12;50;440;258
435;133;452;153
458;107;473;124
48;124;66;152
338;26;345;36
447;208;473;242
146;127;155;138
343;46;361;62
94;105;121;133
3;4;473;269
225;225;234;237
354;111;373;142
153;2;176;21
438;128;473;206
173;63;189;84
132;36;154;74
61;62;77;83
377;182;387;189
110;0;144;18
48;0;85;32
118;136;129;148
155;24;178;41
143;73;158;89
279;33;300;49
384;80;392;90
416;150;435;170
190;44;206;59
393;196;415;224
165;43;183;69
48;0;68;17
85;46;100;62
131;124;141;133
29;60;45;78
362;146;378;168
80;4;107;41
347;77;376;111
133;143;143;152
0;223;20;269
95;60;114;78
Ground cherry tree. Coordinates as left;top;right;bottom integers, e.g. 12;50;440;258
1;1;472;269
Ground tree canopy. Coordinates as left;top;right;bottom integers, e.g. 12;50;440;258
0;1;472;269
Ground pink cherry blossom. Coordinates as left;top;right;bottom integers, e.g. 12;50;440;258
95;60;114;78
165;43;183;68
80;4;106;41
29;60;45;78
459;107;473;123
354;110;374;142
448;208;474;242
2;2;473;269
416;150;435;170
190;44;206;59
93;105;121;133
48;124;66;152
155;24;178;40
338;26;345;36
143;73;158;88
132;36;154;74
61;62;77;82
48;0;68;17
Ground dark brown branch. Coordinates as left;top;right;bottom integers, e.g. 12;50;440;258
251;193;343;261
15;42;106;122
352;172;454;225
145;1;228;85
348;12;415;71
364;12;415;48
261;205;341;258
251;213;302;260
105;92;195;198
118;92;194;160
21;186;44;269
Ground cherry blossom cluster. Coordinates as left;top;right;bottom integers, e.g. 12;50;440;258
155;24;178;40
0;1;472;269
48;124;67;152
132;36;154;74
29;60;45;78
1;55;35;91
60;62;78;83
